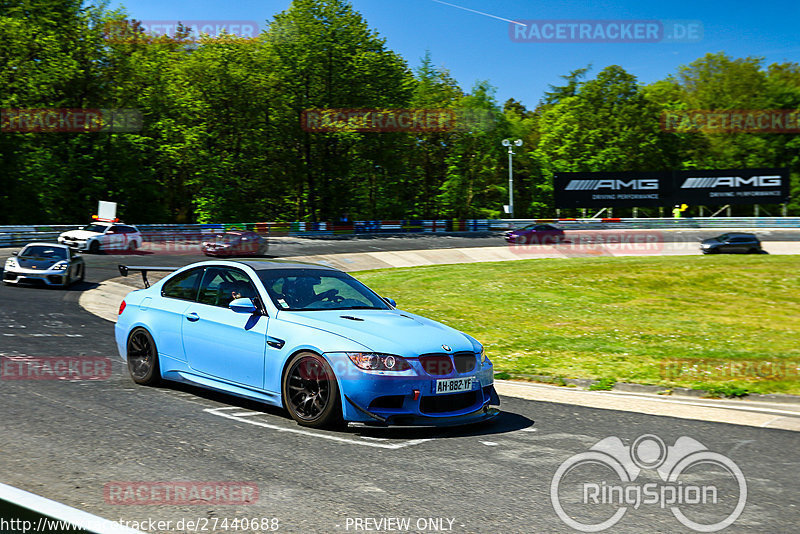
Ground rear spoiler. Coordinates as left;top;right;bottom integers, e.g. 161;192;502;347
118;265;178;288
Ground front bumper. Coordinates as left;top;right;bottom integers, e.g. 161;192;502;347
345;389;500;427
202;245;239;256
328;353;499;426
3;267;69;286
59;237;90;251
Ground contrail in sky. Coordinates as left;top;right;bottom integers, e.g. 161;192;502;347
430;0;528;27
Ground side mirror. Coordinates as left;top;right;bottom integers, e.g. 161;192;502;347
11;251;18;256
230;297;258;314
383;297;397;308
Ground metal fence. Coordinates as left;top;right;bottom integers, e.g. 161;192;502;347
1;218;799;248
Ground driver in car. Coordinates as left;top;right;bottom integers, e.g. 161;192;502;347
282;276;338;308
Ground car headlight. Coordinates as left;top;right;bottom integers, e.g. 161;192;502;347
346;352;411;371
5;258;17;269
479;346;490;365
52;262;68;271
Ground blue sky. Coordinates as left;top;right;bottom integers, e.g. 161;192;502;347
108;0;800;109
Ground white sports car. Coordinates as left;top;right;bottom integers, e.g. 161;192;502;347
3;243;85;287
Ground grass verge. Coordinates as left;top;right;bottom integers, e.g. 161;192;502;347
356;255;800;396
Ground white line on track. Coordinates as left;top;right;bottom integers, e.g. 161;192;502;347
0;482;143;534
570;390;800;417
204;407;432;449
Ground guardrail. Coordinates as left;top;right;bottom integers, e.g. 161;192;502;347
1;218;798;247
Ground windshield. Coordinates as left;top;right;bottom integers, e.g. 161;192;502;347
257;269;390;311
81;223;108;233
20;246;67;260
215;234;241;244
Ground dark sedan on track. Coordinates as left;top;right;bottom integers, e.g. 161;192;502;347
504;224;565;245
202;231;268;257
700;233;764;254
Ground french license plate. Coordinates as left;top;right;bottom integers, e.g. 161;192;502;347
434;377;473;394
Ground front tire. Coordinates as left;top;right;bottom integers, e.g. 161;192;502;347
127;328;161;386
282;352;342;428
89;241;101;254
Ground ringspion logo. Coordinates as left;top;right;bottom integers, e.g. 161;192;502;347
551;434;746;532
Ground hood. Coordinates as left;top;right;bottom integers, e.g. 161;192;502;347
17;257;62;269
701;237;721;245
276;308;475;357
61;229;103;239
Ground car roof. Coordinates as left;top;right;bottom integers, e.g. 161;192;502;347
228;259;338;272
718;232;756;238
23;242;70;249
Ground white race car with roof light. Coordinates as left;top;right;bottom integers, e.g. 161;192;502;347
58;221;142;253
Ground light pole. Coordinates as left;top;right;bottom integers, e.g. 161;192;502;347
501;138;522;219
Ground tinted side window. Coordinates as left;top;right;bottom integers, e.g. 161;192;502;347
197;267;257;308
161;268;204;301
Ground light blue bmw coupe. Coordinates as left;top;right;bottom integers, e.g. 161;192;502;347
115;260;499;428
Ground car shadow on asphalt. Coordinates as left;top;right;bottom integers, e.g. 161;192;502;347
65;281;101;291
0;272;100;291
164;381;533;440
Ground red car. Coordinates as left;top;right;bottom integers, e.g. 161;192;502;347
202;231;268;257
504;224;565;245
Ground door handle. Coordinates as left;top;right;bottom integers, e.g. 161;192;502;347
185;312;200;322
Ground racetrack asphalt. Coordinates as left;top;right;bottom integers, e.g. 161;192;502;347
1;232;799;533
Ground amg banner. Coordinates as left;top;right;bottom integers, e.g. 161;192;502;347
675;168;789;205
554;168;790;208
